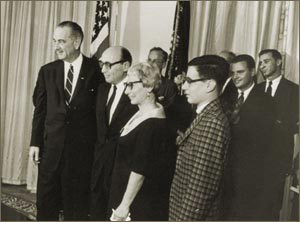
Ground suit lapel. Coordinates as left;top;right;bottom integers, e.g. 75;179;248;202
273;77;286;99
98;83;111;126
55;61;65;103
110;90;130;125
71;56;88;101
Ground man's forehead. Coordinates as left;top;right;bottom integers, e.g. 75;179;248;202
101;48;121;62
187;66;200;78
231;61;247;70
260;52;273;60
54;26;72;39
149;50;163;59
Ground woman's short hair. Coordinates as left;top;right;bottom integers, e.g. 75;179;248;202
128;62;161;92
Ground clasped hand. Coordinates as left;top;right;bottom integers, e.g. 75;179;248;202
110;206;131;221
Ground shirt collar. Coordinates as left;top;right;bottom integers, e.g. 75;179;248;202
238;82;255;101
266;75;282;86
64;53;83;68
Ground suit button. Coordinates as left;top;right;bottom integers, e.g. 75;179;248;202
73;106;77;110
66;121;70;125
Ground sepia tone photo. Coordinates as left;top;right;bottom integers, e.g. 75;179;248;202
0;0;300;222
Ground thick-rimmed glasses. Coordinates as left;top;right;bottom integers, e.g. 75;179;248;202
184;77;209;84
124;81;142;90
98;60;126;69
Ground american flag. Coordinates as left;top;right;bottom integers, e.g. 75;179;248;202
90;1;110;59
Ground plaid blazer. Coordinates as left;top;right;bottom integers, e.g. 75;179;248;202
169;99;230;221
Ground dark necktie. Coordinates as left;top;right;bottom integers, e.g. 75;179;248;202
106;85;117;124
231;91;244;124
266;80;272;96
64;64;74;105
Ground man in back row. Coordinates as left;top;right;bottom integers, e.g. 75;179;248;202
257;49;299;219
148;47;193;137
223;54;276;220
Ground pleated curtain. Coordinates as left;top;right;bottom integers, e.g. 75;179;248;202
188;1;299;84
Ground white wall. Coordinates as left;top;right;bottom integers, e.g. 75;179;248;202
110;1;176;63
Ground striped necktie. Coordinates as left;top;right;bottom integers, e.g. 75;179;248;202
106;85;117;124
230;91;244;124
65;64;74;105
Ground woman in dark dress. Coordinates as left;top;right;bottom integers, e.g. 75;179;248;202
108;62;175;221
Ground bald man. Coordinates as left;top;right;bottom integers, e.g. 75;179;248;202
90;46;138;220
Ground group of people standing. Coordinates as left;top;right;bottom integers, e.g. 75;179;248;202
29;21;299;221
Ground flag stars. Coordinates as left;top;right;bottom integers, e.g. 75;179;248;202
104;10;109;18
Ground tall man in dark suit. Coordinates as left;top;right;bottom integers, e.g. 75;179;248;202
29;21;102;220
224;55;277;220
148;47;193;136
257;49;299;218
90;46;138;220
169;55;231;221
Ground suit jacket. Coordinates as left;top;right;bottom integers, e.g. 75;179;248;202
224;86;277;220
156;77;178;109
30;55;102;172
220;78;238;116
169;99;230;221
257;78;299;175
91;82;138;189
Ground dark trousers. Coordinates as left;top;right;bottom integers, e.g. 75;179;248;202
36;149;92;221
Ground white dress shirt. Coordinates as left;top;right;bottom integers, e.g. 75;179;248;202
238;82;255;102
64;54;83;97
107;76;128;123
265;75;282;97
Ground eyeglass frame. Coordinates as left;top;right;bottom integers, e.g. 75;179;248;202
98;59;126;69
183;77;210;84
124;80;142;90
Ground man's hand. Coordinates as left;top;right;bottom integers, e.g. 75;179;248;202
29;146;40;165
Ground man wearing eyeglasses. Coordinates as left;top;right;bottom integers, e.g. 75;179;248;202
223;54;277;221
90;46;138;220
169;55;231;221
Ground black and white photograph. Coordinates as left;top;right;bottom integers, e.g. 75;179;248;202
0;0;300;222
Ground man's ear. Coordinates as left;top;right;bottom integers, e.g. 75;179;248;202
206;79;217;93
250;68;256;78
122;61;131;72
276;59;282;67
73;37;82;50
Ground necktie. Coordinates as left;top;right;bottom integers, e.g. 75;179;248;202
231;92;244;124
64;64;74;105
266;81;272;96
106;85;117;124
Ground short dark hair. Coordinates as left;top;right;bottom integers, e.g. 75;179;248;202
57;21;84;44
188;55;229;89
231;54;256;70
121;47;132;65
219;50;236;63
149;47;168;62
259;49;282;61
